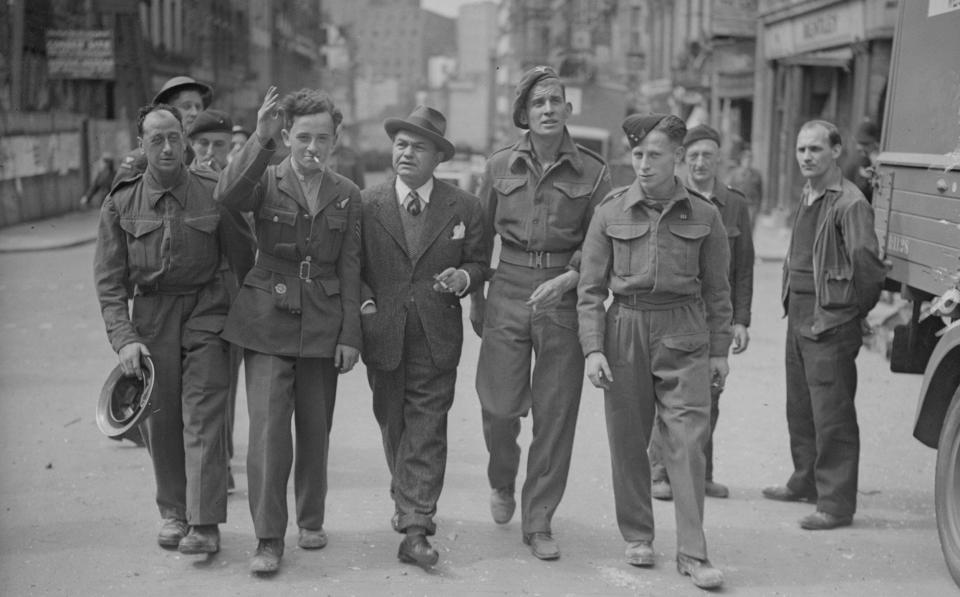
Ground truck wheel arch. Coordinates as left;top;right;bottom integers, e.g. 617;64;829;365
914;324;960;448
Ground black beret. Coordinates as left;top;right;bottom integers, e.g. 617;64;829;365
622;113;668;148
512;65;561;129
855;121;880;144
683;124;721;148
188;109;233;137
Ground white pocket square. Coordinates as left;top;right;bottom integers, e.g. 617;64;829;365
451;222;466;240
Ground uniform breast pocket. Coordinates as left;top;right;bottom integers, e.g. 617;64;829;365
258;204;299;244
667;223;711;275
551;181;593;228
492;177;529;227
119;217;163;272
182;212;220;259
607;223;651;277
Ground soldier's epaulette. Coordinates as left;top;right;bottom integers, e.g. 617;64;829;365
573;143;605;165
684;186;712;204
725;185;747;199
108;172;143;196
599;185;631;207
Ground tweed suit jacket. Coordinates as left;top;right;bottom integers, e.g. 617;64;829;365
360;177;487;371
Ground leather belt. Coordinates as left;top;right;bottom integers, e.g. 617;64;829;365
613;293;698;311
135;282;206;296
256;252;335;280
499;244;574;269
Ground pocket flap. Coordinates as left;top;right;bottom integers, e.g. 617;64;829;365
553;181;593;199
318;278;341;296
183;213;220;234
607;222;650;240
493;177;527;195
260;204;298;225
119;217;163;238
661;332;709;352
668;223;711;240
327;215;347;231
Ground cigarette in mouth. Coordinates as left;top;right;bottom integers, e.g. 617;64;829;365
311;155;321;163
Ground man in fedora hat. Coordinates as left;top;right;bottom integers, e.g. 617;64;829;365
114;76;215;186
579;113;732;588
359;106;487;567
215;87;362;574
472;65;611;560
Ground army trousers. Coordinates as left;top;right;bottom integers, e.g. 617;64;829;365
368;308;456;536
785;292;862;518
244;350;338;539
476;263;583;535
603;300;711;560
649;383;722;483
133;287;230;525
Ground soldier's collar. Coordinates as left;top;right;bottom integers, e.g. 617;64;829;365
144;167;188;208
623;176;690;212
509;130;584;176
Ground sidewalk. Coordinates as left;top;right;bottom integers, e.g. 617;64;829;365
0;208;100;253
0;206;793;259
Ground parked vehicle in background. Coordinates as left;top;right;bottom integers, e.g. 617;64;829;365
873;0;960;586
435;154;485;195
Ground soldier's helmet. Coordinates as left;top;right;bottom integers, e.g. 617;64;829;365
96;356;155;438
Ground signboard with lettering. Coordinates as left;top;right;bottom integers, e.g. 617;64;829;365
45;30;115;80
763;1;865;59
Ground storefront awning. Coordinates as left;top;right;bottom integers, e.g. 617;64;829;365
779;48;854;68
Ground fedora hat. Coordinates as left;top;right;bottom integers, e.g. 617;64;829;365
153;76;213;109
96;356;155;438
384;106;456;162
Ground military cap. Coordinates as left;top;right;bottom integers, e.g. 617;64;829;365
188;109;233;138
96;357;155;438
684;124;721;148
153;76;213;109
512;65;561;129
855;120;880;144
384;105;456;162
622;113;668;148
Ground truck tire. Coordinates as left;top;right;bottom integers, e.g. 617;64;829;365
936;387;960;587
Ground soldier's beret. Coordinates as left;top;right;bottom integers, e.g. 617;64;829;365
512;65;561;129
188;109;233;138
622;113;668;148
684;124;721;148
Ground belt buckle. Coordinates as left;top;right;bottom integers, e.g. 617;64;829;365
533;251;545;269
298;259;311;280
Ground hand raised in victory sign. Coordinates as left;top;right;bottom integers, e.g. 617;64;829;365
256;86;283;142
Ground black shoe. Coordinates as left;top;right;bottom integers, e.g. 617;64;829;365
178;524;220;554
250;538;284;574
799;510;853;530
677;553;724;589
761;484;816;503
398;534;439;568
705;480;729;498
157;518;188;549
298;527;328;549
523;532;560;561
625;540;655;567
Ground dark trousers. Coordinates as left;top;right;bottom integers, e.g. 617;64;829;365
368;308;456;536
244;350;338;539
785;293;862;517
225;345;243;461
650;384;722;483
476;263;584;535
603;302;711;560
132;291;230;525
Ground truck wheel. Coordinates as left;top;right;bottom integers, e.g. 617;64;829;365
936;387;960;587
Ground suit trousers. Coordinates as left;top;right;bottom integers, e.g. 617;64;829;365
133;292;230;525
785;292;862;517
368;307;456;535
244;350;338;539
476;263;584;535
649;384;722;483
603;301;711;560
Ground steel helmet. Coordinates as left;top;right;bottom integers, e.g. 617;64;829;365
153;76;213;109
96;356;156;438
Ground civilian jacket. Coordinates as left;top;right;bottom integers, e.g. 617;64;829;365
360;177;487;371
214;133;362;358
780;173;886;338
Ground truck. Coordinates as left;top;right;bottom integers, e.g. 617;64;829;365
873;0;960;586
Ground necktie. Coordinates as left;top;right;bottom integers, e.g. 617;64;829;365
405;191;422;216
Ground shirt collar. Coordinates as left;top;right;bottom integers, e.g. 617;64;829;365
623;176;691;213
508;130;584;176
290;157;326;183
143;167;187;208
803;165;843;205
395;176;434;205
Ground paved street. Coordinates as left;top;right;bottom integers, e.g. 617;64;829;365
0;242;956;596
